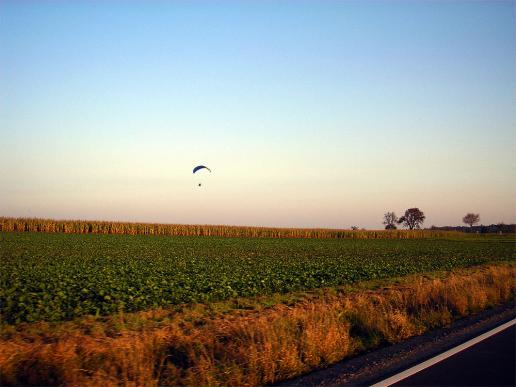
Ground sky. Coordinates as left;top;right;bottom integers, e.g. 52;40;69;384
0;0;514;229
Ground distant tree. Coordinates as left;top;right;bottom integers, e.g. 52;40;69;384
398;208;425;230
351;226;359;231
462;213;480;228
383;212;398;230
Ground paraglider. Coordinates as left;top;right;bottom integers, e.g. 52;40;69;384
193;165;211;187
193;165;211;174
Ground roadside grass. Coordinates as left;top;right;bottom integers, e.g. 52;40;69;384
1;262;514;386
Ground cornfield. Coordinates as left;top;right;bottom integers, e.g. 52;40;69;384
0;217;463;239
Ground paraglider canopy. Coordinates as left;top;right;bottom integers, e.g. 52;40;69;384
193;165;211;188
193;165;211;174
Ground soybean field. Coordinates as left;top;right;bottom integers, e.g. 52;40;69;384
1;232;514;324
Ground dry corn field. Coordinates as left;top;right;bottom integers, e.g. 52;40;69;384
0;217;464;239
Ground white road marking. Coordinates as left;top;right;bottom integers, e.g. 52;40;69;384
370;318;516;387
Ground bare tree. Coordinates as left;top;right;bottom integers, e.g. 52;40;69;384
398;208;425;230
463;213;480;228
383;212;398;229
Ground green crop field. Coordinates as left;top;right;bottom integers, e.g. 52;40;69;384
1;232;514;324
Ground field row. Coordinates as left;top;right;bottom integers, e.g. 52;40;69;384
0;217;465;239
1;232;514;324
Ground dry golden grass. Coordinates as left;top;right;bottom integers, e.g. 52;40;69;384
1;264;514;386
0;216;464;239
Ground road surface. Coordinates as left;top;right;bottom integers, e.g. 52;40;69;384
379;320;515;386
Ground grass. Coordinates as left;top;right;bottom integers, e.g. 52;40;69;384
1;263;514;386
1;232;514;324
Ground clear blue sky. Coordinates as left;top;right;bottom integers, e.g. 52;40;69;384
1;1;514;228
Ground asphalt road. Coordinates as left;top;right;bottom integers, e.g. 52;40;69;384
392;324;515;387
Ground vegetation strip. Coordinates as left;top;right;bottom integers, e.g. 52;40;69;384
1;232;514;324
0;263;514;386
0;217;466;239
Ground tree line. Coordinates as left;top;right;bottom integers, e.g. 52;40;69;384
382;210;513;233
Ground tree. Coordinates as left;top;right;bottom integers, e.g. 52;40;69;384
398;208;425;230
462;213;480;228
383;212;398;229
